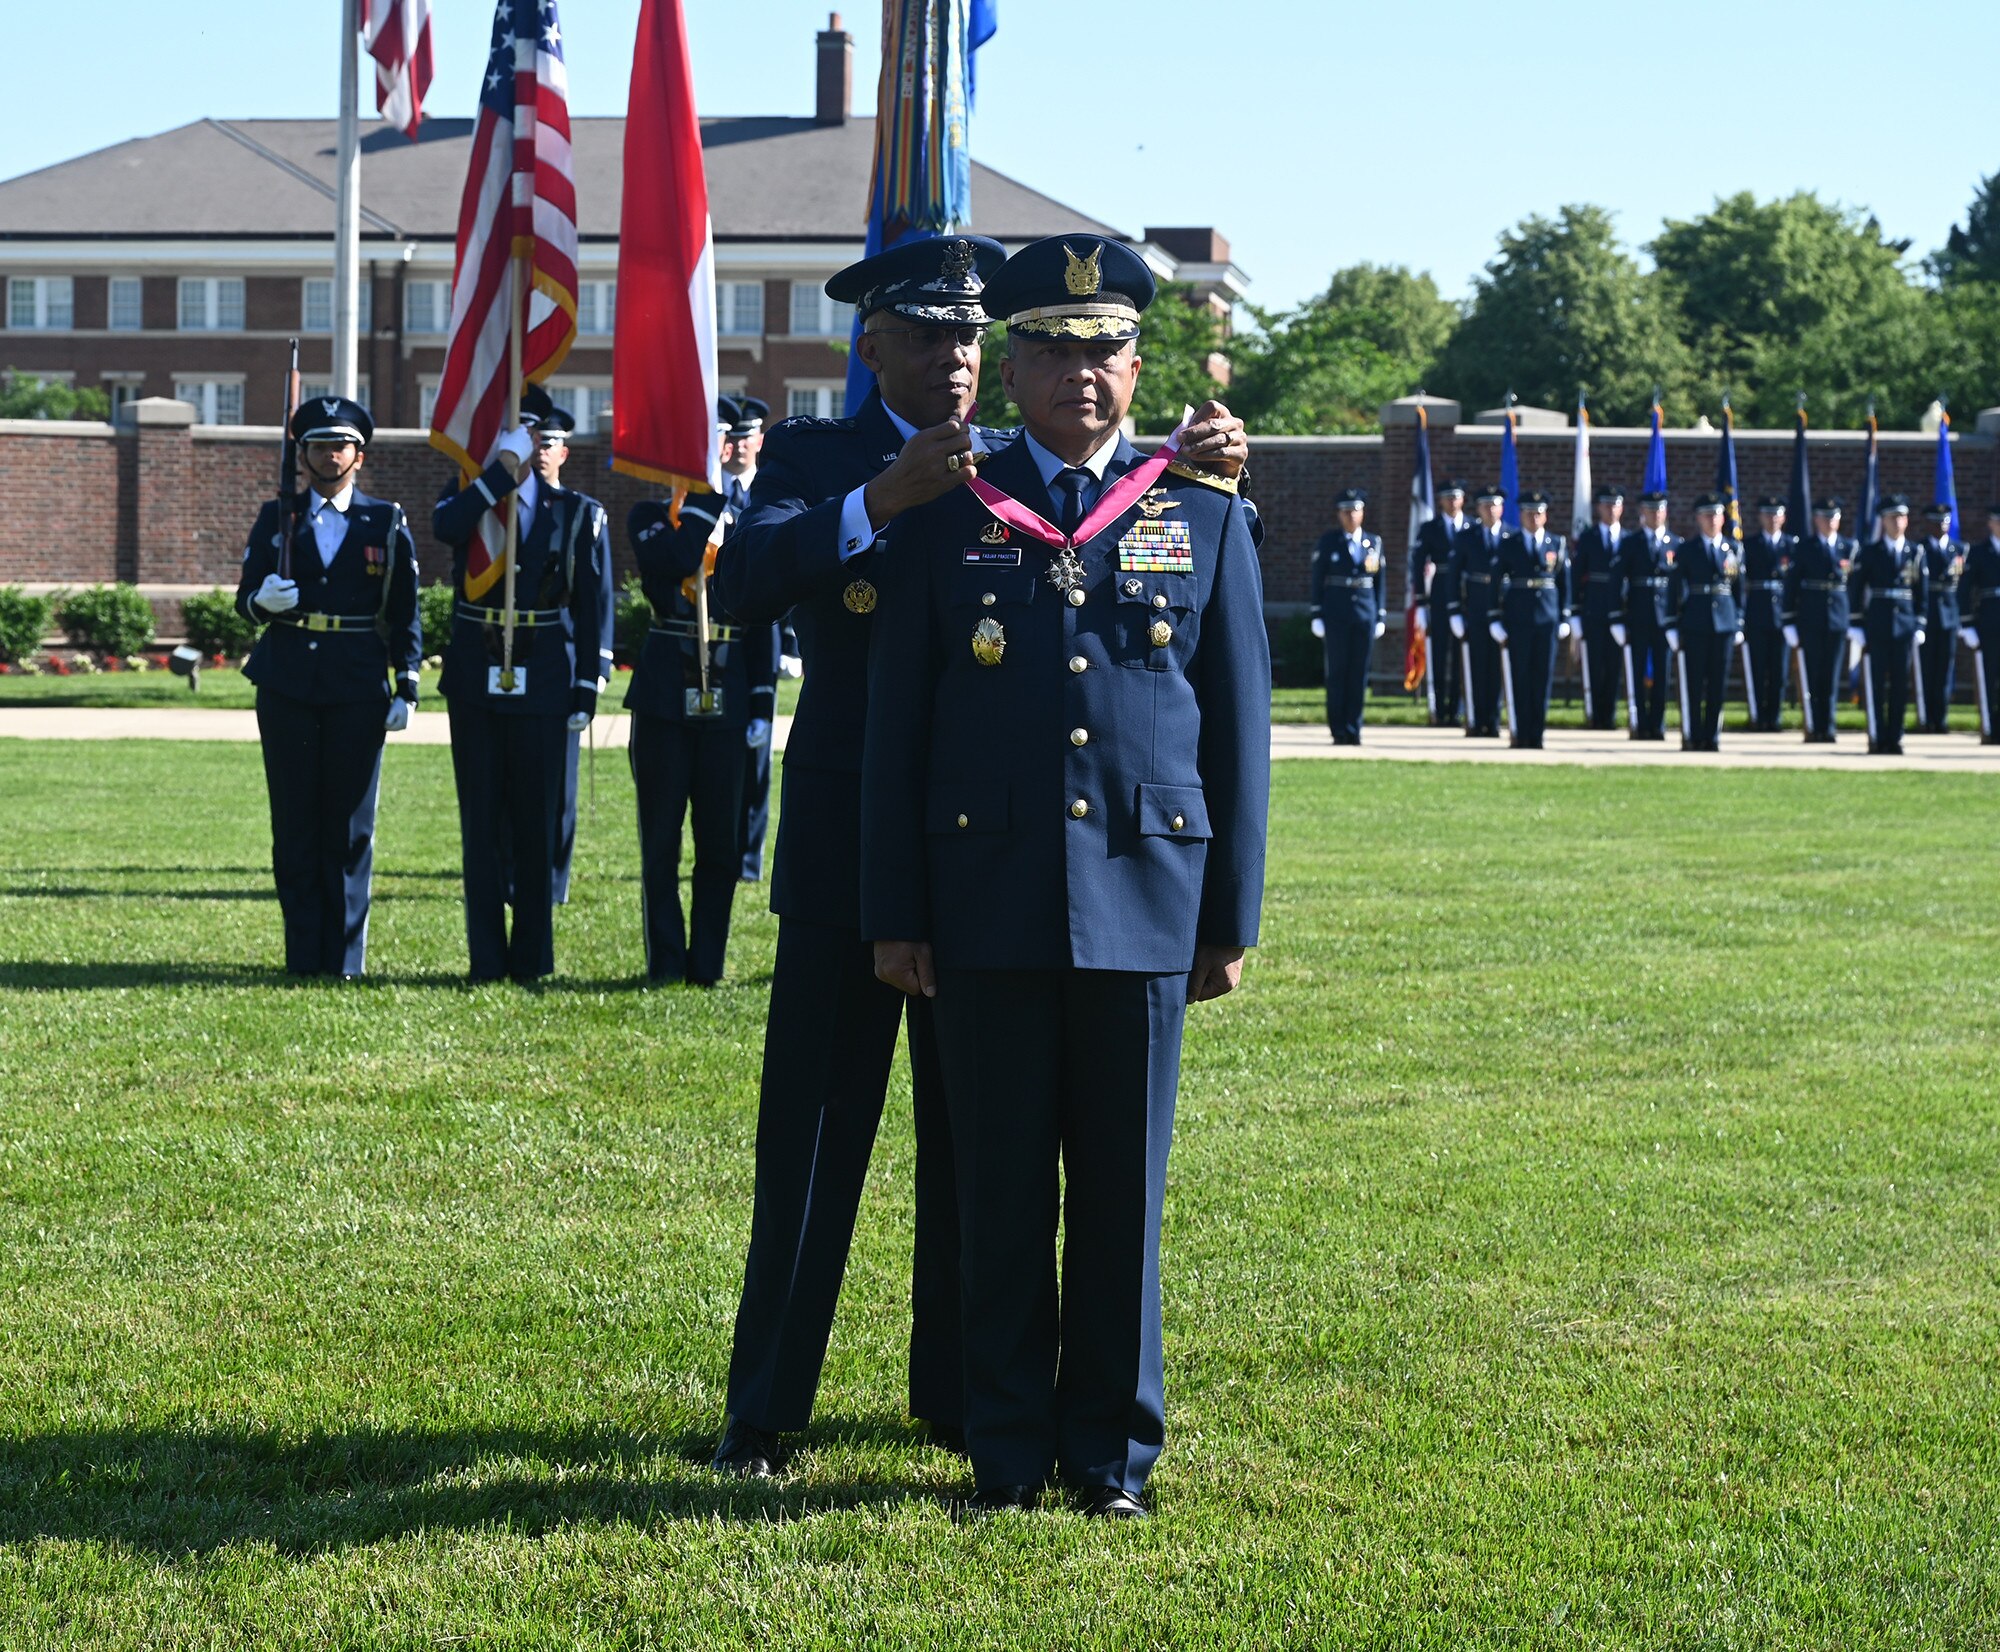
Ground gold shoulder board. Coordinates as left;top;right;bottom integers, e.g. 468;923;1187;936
1165;458;1239;495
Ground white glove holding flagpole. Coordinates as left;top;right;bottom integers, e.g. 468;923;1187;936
1610;622;1627;647
1373;620;1386;641
1488;621;1508;645
1310;617;1326;640
1449;614;1466;640
1666;628;1682;653
495;424;534;474
1558;620;1572;640
1782;624;1800;649
1964;626;1982;653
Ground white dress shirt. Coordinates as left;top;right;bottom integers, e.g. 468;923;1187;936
306;482;356;568
837;401;991;561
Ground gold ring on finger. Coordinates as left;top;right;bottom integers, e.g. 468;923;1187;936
946;452;962;472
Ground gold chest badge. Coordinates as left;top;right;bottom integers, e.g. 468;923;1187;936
1364;550;1381;574
971;616;1006;665
844;579;878;614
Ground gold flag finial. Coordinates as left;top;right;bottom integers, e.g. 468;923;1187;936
1062;242;1103;296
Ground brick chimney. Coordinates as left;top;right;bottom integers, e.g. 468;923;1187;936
816;13;852;126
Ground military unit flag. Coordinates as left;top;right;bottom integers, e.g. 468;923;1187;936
1499;402;1521;529
1935;403;1959;540
1643;395;1668;496
1405;404;1434;693
1571;395;1593;539
1715;396;1743;543
360;0;434;140
1859;403;1882;542
1787;397;1814;533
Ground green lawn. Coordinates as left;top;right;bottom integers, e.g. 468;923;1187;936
0;744;1995;1648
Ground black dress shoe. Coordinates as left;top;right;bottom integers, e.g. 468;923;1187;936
1075;1485;1147;1520
712;1417;781;1478
957;1484;1038;1519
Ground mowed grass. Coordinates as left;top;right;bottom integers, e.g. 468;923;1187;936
0;740;1995;1649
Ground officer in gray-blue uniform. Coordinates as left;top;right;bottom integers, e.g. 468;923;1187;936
1847;494;1927;755
625;481;776;985
715;396;782;882
1612;490;1678;740
433;391;613;982
1572;484;1626;729
1667;495;1743;752
1962;506;2000;743
1781;498;1856;743
1445;484;1508;737
236;396;420;976
1741;497;1794;732
1491;489;1572;749
1310;485;1385;743
862;236;1270;1520
1409;480;1467;724
1914;501;1964;734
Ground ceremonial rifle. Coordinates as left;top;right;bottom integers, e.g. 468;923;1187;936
277;338;301;579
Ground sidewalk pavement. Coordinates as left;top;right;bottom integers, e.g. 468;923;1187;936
2;707;1996;773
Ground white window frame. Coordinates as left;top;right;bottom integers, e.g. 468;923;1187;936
575;280;617;336
300;376;372;408
178;277;245;332
786;382;844;421
404;279;453;336
546;379;613;436
173;376;247;425
419;377;441;429
302;278;373;335
7;276;74;331
107;277;143;331
719;280;765;337
101;371;146;417
788;281;850;338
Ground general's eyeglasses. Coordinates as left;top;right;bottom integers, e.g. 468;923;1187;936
866;325;984;351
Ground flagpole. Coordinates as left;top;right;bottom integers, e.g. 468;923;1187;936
333;0;362;399
500;252;524;690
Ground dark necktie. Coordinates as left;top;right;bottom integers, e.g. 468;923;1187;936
1052;468;1087;537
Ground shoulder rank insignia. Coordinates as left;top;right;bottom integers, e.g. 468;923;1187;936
1164;458;1238;494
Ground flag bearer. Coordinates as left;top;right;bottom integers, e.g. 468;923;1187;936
1612;490;1678;740
1847;494;1927;755
1572;485;1626;730
1410;480;1467;724
1310;486;1386;744
1446;485;1508;737
1667;494;1743;752
1914;501;1964;734
1741;496;1794;731
1961;507;2000;743
1781;498;1857;743
1491;489;1572;749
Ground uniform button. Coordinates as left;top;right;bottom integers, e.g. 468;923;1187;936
1066;588;1086;607
1068;654;1089;673
1070;727;1089;746
1171;813;1186;832
981;592;996;606
1070;798;1089;819
1152;592;1168;609
307;640;318;651
957;813;969;829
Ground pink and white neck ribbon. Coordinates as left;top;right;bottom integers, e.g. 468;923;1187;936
967;407;1194;551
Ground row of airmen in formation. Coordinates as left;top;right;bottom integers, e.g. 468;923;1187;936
1313;482;2000;751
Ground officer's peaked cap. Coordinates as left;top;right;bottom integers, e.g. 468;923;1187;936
292;395;372;447
1335;485;1367;507
827;234;1006;325
519;383;575;434
983;236;1156;342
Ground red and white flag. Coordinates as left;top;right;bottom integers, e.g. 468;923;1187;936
611;0;718;493
429;0;581;598
360;0;434;140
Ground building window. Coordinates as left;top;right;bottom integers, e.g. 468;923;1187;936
719;281;765;336
102;373;146;417
787;384;843;420
546;381;613;435
173;379;246;425
7;276;74;330
576;280;617;335
404;279;452;334
108;278;143;331
788;281;850;337
178;278;245;332
300;377;372;408
302;278;374;334
419;378;440;428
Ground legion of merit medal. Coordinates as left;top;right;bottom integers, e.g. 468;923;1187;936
1047;547;1087;595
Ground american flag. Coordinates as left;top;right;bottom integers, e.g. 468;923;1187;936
428;0;580;599
360;0;434;140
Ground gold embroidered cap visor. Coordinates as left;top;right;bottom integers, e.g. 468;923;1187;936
1005;300;1143;340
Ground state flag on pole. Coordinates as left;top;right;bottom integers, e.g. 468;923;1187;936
428;0;580;598
361;0;434;140
1642;396;1667;496
611;0;718;493
1499;403;1521;529
1935;403;1959;540
1571;394;1592;539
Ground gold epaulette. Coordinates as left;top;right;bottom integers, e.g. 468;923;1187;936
1165;458;1239;495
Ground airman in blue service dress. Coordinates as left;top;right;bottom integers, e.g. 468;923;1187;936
624;470;776;985
236;396;420;976
1914;502;1964;734
1409;481;1467;724
1492;491;1572;749
1612;492;1678;740
862;237;1270;1519
1310;486;1385;744
1781;499;1857;743
1445;486;1508;737
1741;498;1795;732
1963;507;2000;743
1667;496;1744;752
433;390;613;982
716;398;780;882
1572;485;1627;730
1847;494;1927;755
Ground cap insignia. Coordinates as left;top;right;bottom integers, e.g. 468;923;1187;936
321;398;340;416
942;239;975;282
1063;242;1103;297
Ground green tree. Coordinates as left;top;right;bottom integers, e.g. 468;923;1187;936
1315;263;1458;375
1430;206;1689;425
1932;171;2000;287
1650;191;1932;425
0;372;110;420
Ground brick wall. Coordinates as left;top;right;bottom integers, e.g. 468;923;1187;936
0;420;123;583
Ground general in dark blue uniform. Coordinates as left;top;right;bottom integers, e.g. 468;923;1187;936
1667;495;1744;752
625;468;776;985
1780;498;1856;743
1914;501;1964;734
1963;507;2000;744
1846;494;1927;755
862;238;1270;1520
1491;490;1572;749
433;392;613;982
235;396;420;976
1572;485;1626;730
1612;491;1678;741
1741;497;1794;732
1409;481;1467;724
1310;486;1385;744
1444;485;1509;738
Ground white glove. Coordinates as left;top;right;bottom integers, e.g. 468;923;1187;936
496;424;534;467
1488;621;1508;645
1310;616;1326;640
1666;628;1682;653
1373;620;1387;641
1558;620;1573;640
746;717;772;749
256;573;299;614
566;711;591;733
1914;629;1926;647
1846;625;1865;649
1733;631;1745;646
1449;614;1466;640
1782;624;1800;649
1847;632;1865;670
1964;626;1982;653
1610;622;1628;647
383;697;412;733
1411;607;1427;637
780;654;804;679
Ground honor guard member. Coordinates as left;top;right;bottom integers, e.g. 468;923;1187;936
1781;498;1856;743
717;396;782;882
625;484;776;985
1490;490;1573;749
1445;485;1508;736
1572;484;1626;729
433;394;613;982
1667;495;1743;752
236;396;420;976
1914;501;1964;734
1741;496;1794;732
1846;494;1927;755
1310;486;1386;744
1960;507;2000;743
862;236;1270;1519
1409;480;1467;724
1612;490;1678;740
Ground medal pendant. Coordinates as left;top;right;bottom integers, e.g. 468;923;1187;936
1047;548;1087;594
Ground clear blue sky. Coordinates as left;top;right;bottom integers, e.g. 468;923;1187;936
11;0;1992;311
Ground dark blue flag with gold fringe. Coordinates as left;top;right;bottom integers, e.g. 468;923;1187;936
1715;395;1743;544
1787;395;1813;533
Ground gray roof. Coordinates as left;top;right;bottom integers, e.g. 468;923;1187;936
0;117;1126;243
